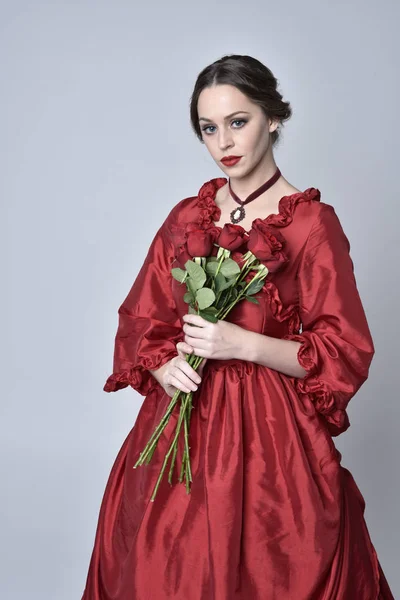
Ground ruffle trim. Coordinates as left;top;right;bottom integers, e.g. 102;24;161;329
103;349;180;396
196;178;321;231
283;333;350;437
192;178;322;277
262;281;301;335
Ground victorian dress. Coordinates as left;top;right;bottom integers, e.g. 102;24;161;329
82;177;394;599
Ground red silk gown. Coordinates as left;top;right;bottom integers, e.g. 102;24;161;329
82;178;394;599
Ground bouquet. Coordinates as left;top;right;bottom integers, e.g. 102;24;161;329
133;220;287;501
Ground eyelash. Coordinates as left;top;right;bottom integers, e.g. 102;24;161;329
201;119;248;135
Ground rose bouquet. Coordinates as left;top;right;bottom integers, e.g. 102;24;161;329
133;220;287;501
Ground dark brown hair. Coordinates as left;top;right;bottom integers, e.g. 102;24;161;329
190;54;292;148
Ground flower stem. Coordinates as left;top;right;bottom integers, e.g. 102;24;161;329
133;388;181;467
214;253;226;278
150;391;192;501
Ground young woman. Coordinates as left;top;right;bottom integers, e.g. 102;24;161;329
82;54;394;599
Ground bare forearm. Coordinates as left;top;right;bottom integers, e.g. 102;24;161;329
149;362;168;387
236;328;308;378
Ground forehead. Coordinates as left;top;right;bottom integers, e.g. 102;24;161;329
197;84;255;119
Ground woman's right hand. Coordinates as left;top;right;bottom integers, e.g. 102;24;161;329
162;342;208;398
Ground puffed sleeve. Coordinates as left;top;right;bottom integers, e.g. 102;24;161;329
103;210;184;396
284;203;375;436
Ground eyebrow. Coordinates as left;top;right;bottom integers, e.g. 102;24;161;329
198;111;251;123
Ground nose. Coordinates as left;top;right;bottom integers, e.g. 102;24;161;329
218;127;234;151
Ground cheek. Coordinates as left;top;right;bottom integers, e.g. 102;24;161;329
239;126;259;151
245;131;269;160
251;126;267;147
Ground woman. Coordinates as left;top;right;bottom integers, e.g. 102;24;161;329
82;55;394;599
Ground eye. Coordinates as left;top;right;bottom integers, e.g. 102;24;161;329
232;119;247;128
201;118;248;135
201;125;216;134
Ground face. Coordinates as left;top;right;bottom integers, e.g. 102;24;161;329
197;84;279;178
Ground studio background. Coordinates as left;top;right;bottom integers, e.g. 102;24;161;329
1;1;398;598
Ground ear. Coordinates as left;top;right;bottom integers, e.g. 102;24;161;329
269;118;279;133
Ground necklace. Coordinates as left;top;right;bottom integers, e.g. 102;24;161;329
229;167;282;225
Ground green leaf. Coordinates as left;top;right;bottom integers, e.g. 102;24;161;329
171;267;186;283
205;261;219;276
199;308;219;323
195;287;216;309
183;291;195;304
186;277;196;297
185;260;207;290
246;279;265;295
245;295;260;304
221;275;233;291
226;275;239;287
214;272;230;294
219;258;241;278
223;288;238;305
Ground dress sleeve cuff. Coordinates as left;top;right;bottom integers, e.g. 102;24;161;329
103;349;179;396
283;333;350;436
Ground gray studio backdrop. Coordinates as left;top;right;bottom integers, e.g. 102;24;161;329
1;1;399;599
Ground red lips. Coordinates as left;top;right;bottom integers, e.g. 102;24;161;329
221;156;242;166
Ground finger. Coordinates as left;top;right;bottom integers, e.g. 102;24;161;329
182;319;208;346
184;334;208;353
182;314;208;327
167;374;194;394
174;358;202;386
176;342;205;382
169;365;200;393
176;342;194;357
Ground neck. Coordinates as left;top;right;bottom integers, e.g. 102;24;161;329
228;155;279;199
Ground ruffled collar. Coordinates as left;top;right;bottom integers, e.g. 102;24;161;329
196;177;321;232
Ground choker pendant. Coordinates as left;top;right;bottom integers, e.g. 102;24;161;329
230;205;246;224
228;166;282;226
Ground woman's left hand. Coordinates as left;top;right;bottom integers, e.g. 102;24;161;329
182;313;245;361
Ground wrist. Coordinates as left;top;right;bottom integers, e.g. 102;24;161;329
149;359;170;388
234;327;256;362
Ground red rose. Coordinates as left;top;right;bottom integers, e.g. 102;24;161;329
211;244;219;257
171;222;221;266
247;219;287;273
175;246;192;269
218;223;248;251
208;225;222;256
186;226;220;258
231;250;246;266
